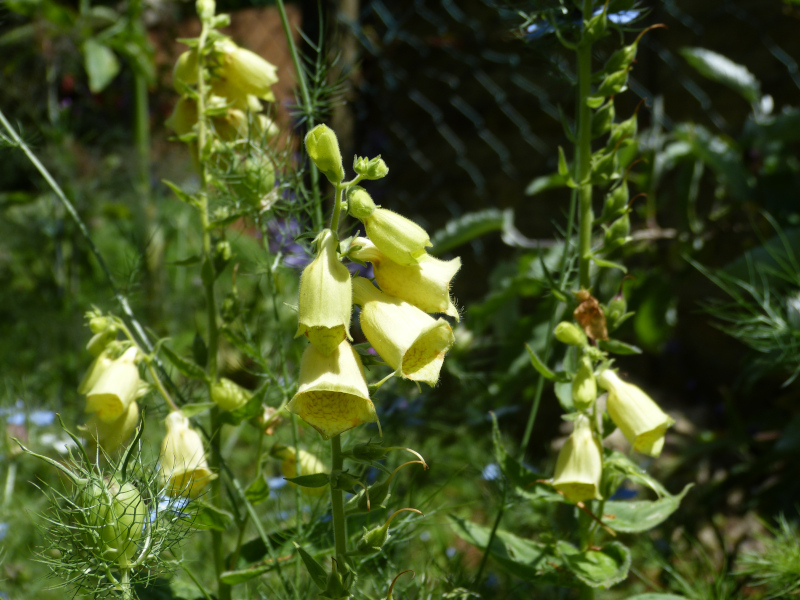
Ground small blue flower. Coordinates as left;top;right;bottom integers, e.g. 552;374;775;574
482;463;501;481
268;477;288;491
0;522;8;540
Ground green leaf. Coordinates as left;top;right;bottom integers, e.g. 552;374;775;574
525;344;570;383
221;328;263;364
602;484;693;533
491;413;561;502
209;211;247;229
220;564;272;585
293;543;328;590
160;344;209;381
189;501;234;531
167;255;201;267
602;450;667;497
448;515;564;583
598;338;642;355
82;38;120;93
285;473;330;488
179;402;215;418
557;146;569;176
244;474;270;505
220;391;263;426
162;180;198;206
627;595;688;600
430;209;507;254
681;47;760;104
526;172;569;196
556;540;631;588
193;332;208;368
591;255;627;273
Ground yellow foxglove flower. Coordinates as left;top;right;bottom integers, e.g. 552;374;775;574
348;187;432;266
296;229;353;356
173;50;198;89
287;339;377;439
352;277;454;387
85;347;140;423
159;411;217;498
350;237;460;321
280;448;330;497
598;369;675;457
78;349;116;395
81;401;139;454
215;40;278;102
305;124;345;183
211;377;251;411
552;414;603;503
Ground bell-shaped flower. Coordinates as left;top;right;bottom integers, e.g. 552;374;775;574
211;377;251;411
552;414;603;503
598;369;674;457
348;188;432;266
287;339;377;439
85;347;140;423
78;348;116;395
279;447;330;497
296;229;353;356
159;411;217;498
352;277;454;387
214;39;278;103
304;124;345;183
350;237;460;321
81;401;139;454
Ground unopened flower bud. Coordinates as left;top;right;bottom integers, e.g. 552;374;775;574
355;508;422;555
165;97;198;137
598;369;674;457
85;347;140;423
348;188;431;266
296;229;353;356
287;339;377;439
552;414;603;503
232;155;275;207
81;401;139;454
78;349;116;395
572;356;597;411
86;329;118;357
354;155;389;180
554;322;587;346
172;50;198;89
211;377;251;411
160;411;217;497
305;124;345;183
89;316;113;335
280;448;329;497
353;277;454;387
196;0;215;20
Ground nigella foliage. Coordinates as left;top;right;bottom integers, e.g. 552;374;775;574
692;215;800;385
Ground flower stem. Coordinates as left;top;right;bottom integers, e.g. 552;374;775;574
330;434;348;570
576;0;595;290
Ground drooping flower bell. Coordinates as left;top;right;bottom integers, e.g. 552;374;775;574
85;347;140;423
304;124;345;183
159;411;217;498
81;401;140;454
296;229;353;356
352;277;454;387
275;445;330;497
212;39;278;103
349;237;461;321
598;369;674;457
287;339;377;440
552;414;603;503
78;348;116;395
347;188;432;266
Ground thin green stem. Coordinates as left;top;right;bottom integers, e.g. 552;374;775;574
183;563;215;600
330;183;345;233
120;568;132;600
576;2;595;290
275;0;323;230
330;434;348;569
474;483;506;586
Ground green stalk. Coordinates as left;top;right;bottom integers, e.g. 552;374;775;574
330;434;348;569
275;0;324;231
194;19;227;600
128;0;151;204
575;2;595;290
576;4;596;600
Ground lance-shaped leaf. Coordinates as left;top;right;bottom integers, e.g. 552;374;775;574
556;541;631;588
602;484;693;533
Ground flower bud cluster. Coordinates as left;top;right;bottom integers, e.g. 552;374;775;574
289;125;462;439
